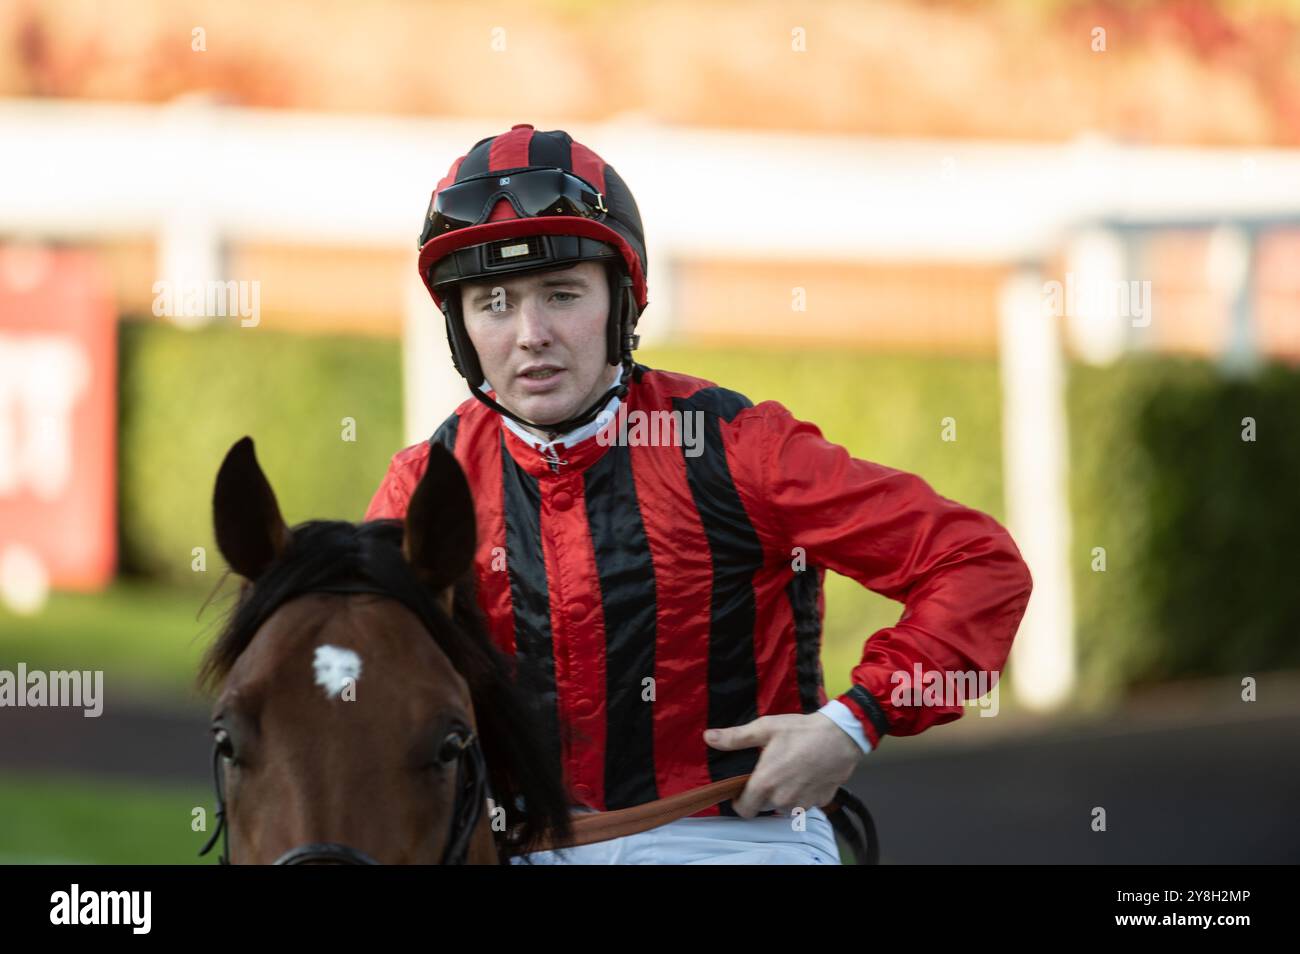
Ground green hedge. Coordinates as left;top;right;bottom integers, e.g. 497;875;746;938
117;320;403;585
1067;355;1300;702
116;323;1300;700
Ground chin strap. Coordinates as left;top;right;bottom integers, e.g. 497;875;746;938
466;346;636;439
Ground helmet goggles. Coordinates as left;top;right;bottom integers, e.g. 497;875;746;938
420;167;609;249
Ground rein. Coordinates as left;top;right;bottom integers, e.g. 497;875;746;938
528;773;878;864
530;775;753;853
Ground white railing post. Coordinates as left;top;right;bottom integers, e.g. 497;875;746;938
155;98;224;330
402;257;466;447
1000;267;1076;711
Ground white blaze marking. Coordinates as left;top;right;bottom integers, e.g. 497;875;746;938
313;645;362;699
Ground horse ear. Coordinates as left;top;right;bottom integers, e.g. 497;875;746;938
403;443;477;591
213;437;290;581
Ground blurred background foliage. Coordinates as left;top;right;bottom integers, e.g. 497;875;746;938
1069;356;1300;702
116;320;403;583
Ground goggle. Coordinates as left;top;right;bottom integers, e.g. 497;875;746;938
420;167;608;248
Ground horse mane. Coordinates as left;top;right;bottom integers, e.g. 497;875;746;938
196;517;573;860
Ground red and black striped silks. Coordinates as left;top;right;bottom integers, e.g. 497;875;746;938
365;364;1033;815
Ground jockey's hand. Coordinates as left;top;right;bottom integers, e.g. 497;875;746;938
703;713;866;819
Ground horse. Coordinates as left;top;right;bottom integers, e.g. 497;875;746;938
195;436;574;863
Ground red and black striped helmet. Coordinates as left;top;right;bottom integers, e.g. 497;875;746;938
416;124;647;418
418;124;648;313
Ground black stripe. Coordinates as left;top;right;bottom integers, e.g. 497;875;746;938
427;413;459;453
455;136;495;180
785;567;825;713
583;443;659;809
674;388;764;802
678;385;752;422
845;684;891;740
527;130;572;172
602;165;646;250
500;432;563;777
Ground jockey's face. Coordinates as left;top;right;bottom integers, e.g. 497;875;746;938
460;260;616;436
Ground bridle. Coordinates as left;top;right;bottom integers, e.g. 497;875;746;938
198;581;492;865
198;721;488;865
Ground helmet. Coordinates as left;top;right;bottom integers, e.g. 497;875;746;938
416;124;648;433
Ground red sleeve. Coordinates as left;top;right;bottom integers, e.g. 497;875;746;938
742;401;1033;748
362;449;423;522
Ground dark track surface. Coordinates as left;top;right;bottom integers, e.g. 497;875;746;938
849;709;1300;863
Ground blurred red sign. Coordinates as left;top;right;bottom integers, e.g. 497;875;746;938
0;245;116;590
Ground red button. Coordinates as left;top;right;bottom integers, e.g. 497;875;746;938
571;598;591;620
573;697;596;718
552;491;573;511
573;783;593;801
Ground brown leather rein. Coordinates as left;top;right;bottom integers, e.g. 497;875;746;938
524;773;858;854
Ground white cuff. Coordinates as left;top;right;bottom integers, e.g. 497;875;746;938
817;699;873;756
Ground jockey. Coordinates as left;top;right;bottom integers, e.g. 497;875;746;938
365;124;1034;864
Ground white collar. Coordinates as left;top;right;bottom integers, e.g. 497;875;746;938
491;364;625;453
